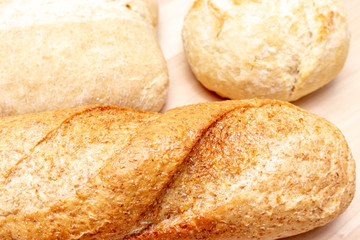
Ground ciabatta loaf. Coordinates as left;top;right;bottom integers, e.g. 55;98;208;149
0;0;168;116
0;99;355;239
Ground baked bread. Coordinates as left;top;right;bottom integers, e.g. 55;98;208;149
182;0;350;101
0;99;355;239
0;0;168;116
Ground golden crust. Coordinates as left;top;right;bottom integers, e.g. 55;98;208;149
0;99;355;239
0;0;168;116
182;0;350;101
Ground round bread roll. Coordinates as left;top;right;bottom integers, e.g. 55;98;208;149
0;0;168;116
182;0;350;101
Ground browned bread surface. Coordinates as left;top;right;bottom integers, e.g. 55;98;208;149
0;99;355;239
0;0;168;116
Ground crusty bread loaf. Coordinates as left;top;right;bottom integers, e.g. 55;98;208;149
182;0;350;101
0;0;168;116
0;99;355;239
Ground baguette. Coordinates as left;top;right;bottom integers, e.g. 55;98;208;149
0;0;168;116
0;99;355;239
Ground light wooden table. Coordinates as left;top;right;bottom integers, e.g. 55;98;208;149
157;0;360;239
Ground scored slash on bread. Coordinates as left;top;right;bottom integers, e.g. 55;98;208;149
0;99;355;239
